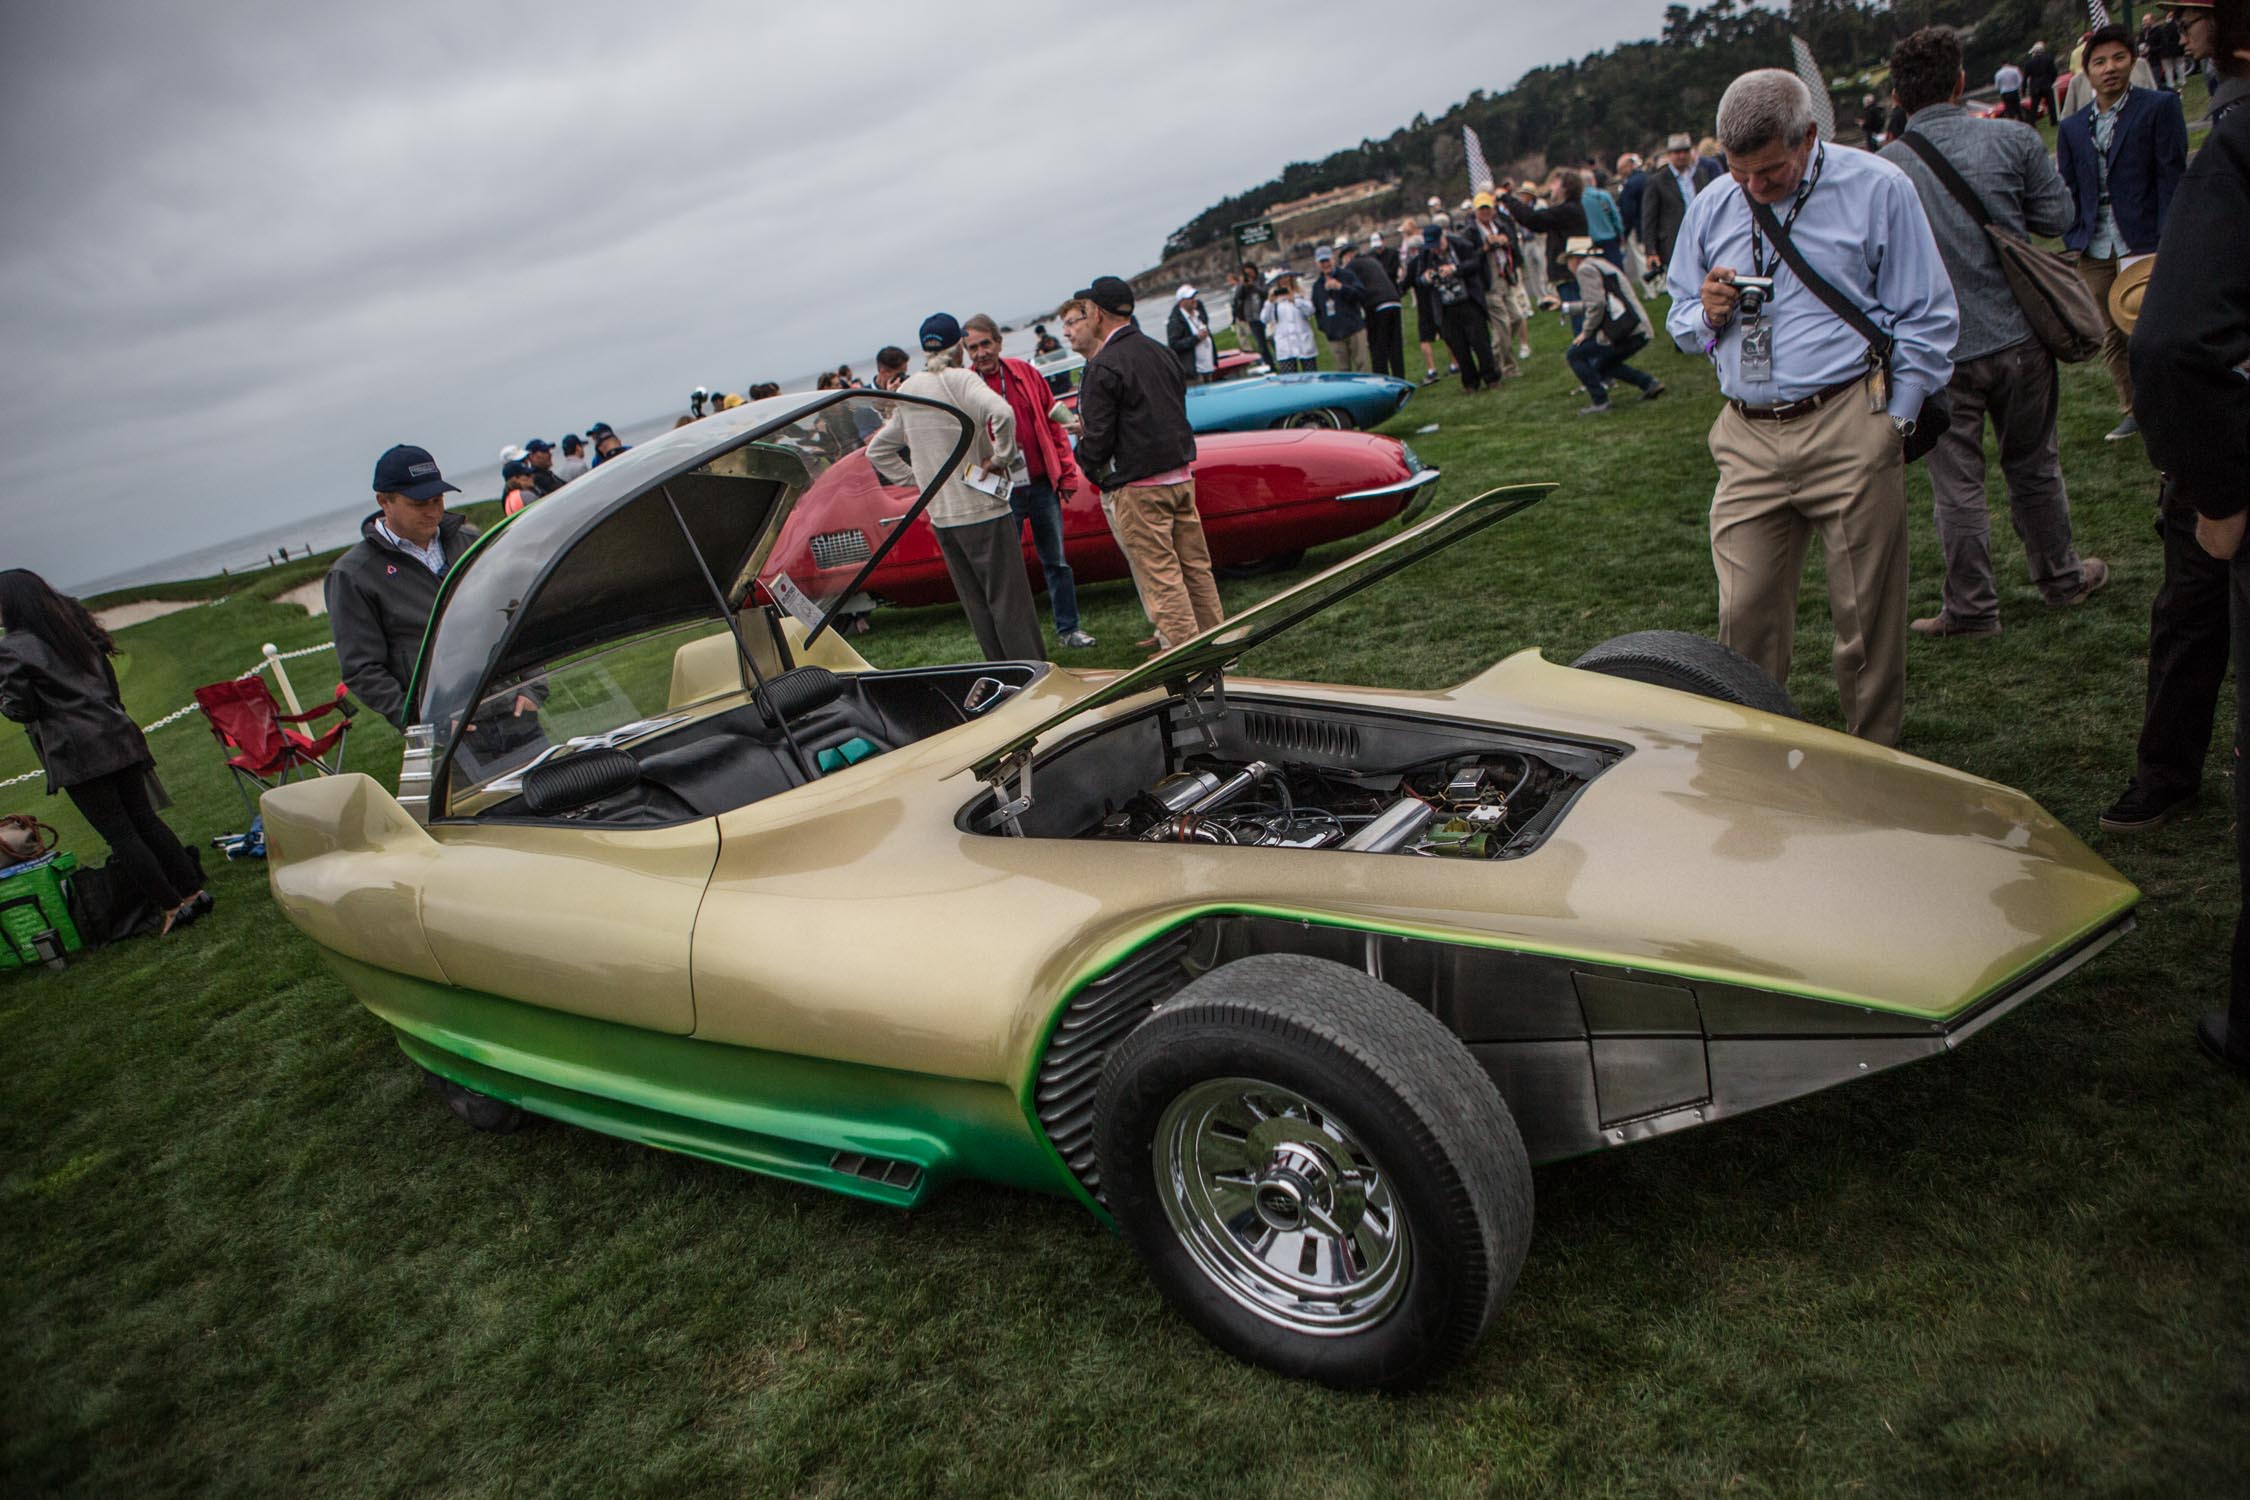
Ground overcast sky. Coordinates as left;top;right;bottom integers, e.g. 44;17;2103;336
1;0;1678;590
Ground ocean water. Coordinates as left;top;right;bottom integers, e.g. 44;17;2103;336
74;301;1238;597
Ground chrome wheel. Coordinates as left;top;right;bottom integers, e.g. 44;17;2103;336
1279;407;1347;429
1152;1076;1411;1335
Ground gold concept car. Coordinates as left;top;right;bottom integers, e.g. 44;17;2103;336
265;390;2139;1389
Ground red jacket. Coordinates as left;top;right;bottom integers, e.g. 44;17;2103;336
981;357;1084;498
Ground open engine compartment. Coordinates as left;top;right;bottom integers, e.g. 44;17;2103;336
962;693;1621;858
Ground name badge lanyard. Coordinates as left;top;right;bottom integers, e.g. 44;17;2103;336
1738;145;1825;386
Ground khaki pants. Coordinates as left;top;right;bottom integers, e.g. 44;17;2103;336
1708;375;1909;746
1331;327;1369;372
2073;253;2134;414
1486;283;1526;375
1108;481;1224;649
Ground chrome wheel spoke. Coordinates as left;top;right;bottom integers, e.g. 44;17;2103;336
1153;1076;1413;1335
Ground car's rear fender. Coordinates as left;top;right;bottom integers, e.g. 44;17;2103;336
263;772;448;984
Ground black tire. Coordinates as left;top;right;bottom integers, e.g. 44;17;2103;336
421;1067;528;1134
1570;629;1798;717
1093;954;1532;1390
1277;407;1349;430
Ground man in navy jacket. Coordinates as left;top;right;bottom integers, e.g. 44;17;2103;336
2057;23;2189;439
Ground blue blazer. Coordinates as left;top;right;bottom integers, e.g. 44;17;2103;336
2056;87;2187;254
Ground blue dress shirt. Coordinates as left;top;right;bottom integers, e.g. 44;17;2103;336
1664;144;1958;421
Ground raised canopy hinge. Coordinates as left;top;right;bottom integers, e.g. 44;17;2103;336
986;747;1034;836
1167;669;1229;754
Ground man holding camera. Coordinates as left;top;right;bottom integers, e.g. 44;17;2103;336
1665;69;1957;747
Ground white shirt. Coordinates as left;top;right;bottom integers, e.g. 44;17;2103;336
375;516;448;575
1261;293;1318;360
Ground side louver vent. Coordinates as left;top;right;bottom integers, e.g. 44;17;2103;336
1033;932;1196;1205
1242;711;1360;760
830;1151;923;1193
810;529;873;570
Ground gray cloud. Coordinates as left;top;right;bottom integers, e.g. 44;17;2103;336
1;0;1677;588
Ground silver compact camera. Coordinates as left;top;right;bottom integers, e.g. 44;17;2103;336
1733;274;1777;314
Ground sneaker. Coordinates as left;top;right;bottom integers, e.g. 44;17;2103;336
2104;416;2140;442
2097;781;2198;832
1640;380;1668;401
2058;557;2110;605
1424;367;1441;383
1057;629;1097;649
1910;612;2003;637
1516;343;1533;360
1578;402;1613;417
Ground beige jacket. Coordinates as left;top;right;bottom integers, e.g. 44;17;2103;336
867;353;1020;528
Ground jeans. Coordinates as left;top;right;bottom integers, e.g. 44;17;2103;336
1566;333;1659;404
66;763;201;911
1009;478;1080;636
1923;338;2087;625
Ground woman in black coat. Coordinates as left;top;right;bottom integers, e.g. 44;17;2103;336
0;569;207;934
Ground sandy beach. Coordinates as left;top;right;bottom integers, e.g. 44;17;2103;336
91;599;205;632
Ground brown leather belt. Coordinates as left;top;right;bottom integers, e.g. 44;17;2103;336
1730;375;1864;422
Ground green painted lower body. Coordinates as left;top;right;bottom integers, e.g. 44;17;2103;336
321;951;1074;1208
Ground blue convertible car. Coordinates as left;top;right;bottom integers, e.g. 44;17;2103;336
1038;353;1416;433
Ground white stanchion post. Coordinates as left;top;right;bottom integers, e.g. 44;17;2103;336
262;643;303;715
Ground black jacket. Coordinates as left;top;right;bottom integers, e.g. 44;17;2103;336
1501;193;1587;281
325;511;479;728
1166;299;1214;376
2133;83;2250;521
1076;323;1197;492
2024;51;2057;99
530;467;566;496
1641;169;1693;266
0;631;151;794
1345;251;1401;306
1308;266;1367;338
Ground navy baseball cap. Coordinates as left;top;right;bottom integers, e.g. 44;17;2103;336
501;459;533;480
586;422;613;437
372;444;459;501
523;438;553;453
561;433;583;451
918;312;962;351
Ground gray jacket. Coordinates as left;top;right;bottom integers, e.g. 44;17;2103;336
1881;104;2074;363
1573;256;1649;346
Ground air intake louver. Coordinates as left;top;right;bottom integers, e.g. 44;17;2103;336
1033;933;1196;1205
810;530;873;570
1242;711;1360;760
830;1151;923;1193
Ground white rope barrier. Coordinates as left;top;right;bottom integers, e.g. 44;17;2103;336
0;641;338;791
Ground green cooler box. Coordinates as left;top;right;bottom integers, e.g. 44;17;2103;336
0;852;81;971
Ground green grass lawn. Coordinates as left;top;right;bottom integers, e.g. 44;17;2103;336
5;296;2247;1496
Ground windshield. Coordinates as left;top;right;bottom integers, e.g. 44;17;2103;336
423;390;969;808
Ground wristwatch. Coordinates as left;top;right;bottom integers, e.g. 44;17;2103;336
1891;415;1917;439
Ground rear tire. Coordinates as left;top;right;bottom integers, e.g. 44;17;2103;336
1093;954;1532;1390
422;1067;528;1134
1570;629;1798;717
1278;407;1349;430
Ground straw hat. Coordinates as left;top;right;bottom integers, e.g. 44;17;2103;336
2109;255;2156;335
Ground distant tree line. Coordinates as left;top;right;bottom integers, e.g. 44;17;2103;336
1164;0;2094;259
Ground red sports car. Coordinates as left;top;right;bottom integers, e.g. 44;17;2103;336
758;429;1439;611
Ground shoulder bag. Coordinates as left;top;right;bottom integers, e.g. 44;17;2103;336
1898;130;2106;363
1;814;58;864
1746;195;1951;463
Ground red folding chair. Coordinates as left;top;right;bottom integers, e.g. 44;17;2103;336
193;678;357;818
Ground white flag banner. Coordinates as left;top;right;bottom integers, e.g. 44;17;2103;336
2087;0;2113;27
1790;33;1837;142
1462;124;1494;195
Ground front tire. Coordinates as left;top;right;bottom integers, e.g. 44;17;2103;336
1570;629;1798;717
1277;407;1349;430
1093;955;1532;1390
422;1067;528;1134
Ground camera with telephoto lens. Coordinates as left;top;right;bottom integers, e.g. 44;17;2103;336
1733;274;1776;314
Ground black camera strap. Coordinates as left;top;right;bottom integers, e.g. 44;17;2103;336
1746;193;1893;376
1746;145;1825;280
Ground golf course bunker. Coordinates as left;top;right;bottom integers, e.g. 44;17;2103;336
92;599;205;631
